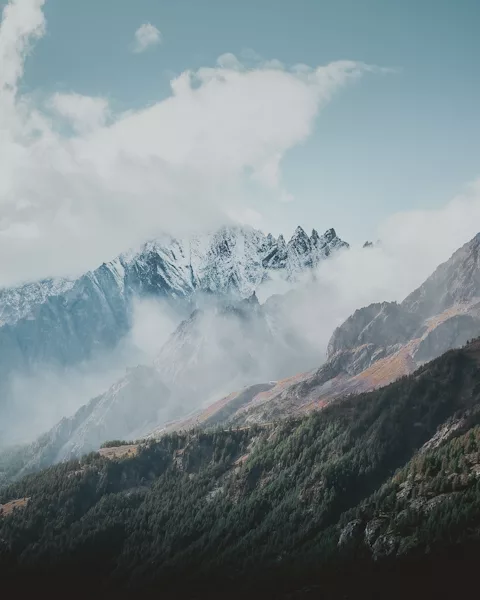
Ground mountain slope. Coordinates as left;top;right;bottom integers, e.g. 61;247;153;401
402;232;480;317
318;232;480;383
3;340;480;598
0;366;170;484
0;292;323;482
154;292;322;399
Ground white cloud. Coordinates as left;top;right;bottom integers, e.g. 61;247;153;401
216;52;243;70
283;179;480;356
132;22;161;53
49;93;110;134
377;180;480;280
0;0;45;93
0;0;374;287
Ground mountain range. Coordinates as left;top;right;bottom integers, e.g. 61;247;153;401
0;225;348;444
4;229;480;486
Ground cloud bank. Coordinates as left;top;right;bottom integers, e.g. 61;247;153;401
0;0;372;287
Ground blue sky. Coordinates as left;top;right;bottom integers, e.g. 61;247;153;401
15;0;480;244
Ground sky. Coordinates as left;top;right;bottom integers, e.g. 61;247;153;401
1;0;480;285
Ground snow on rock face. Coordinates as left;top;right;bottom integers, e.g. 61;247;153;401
261;226;348;280
0;225;347;327
119;224;348;300
0;278;75;326
192;226;269;297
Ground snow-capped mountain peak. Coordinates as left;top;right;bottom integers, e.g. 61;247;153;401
113;224;348;300
0;224;347;332
0;223;348;443
0;277;75;326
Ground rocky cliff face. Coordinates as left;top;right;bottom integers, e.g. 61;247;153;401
326;233;480;371
326;302;421;359
402;233;480;318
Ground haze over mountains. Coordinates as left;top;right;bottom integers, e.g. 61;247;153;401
173;232;480;430
0;224;348;446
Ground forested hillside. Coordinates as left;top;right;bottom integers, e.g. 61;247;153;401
3;340;480;598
